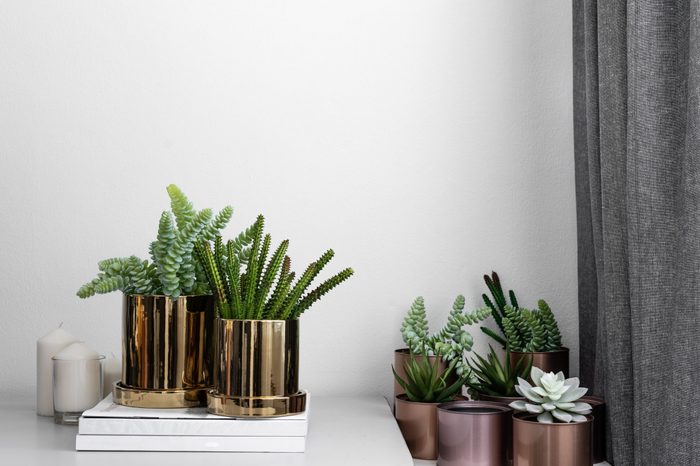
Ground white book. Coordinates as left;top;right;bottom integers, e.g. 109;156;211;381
75;434;306;452
78;393;309;437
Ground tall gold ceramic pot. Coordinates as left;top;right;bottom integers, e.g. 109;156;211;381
113;294;215;408
207;318;307;417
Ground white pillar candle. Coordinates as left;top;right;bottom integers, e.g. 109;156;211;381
36;326;79;416
52;342;104;420
102;353;121;397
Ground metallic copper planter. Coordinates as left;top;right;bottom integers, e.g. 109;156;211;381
477;393;525;405
207;318;306;417
437;401;512;466
513;413;593;466
394;348;457;398
394;394;441;460
115;294;215;408
509;347;570;378
581;395;606;464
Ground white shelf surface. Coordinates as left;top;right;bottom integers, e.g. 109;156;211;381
0;394;413;465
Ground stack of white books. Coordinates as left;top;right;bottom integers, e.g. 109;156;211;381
75;394;309;452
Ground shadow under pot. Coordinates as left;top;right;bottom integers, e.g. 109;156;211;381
509;347;570;378
512;412;593;466
207;318;307;417
394;394;443;460
437;400;513;466
393;348;457;398
114;294;215;408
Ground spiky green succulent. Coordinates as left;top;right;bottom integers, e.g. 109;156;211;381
466;345;532;397
480;271;519;348
509;367;592;423
392;353;466;403
77;185;236;299
400;296;491;377
195;214;354;320
502;300;562;352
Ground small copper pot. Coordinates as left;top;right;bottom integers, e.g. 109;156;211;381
477;393;525;405
581;395;606;463
394;348;457;398
437;401;512;466
509;347;569;378
395;394;464;460
513;413;592;466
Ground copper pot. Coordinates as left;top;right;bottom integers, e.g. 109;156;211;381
437;401;512;466
477;393;525;405
394;348;457;398
581;395;606;463
509;347;569;378
395;394;448;460
513;412;592;466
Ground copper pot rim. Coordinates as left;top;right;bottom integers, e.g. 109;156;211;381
394;348;445;359
123;293;213;299
513;412;593;426
217;317;298;323
580;395;605;406
510;347;570;355
395;393;459;406
476;393;525;402
437;400;513;414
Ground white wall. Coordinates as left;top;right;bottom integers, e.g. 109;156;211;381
0;1;575;399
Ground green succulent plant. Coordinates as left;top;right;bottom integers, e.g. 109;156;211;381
480;271;563;352
400;296;491;377
510;367;592;423
77;185;237;299
392;353;466;403
195;214;354;320
466;345;532;397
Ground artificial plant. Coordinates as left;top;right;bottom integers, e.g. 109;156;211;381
392;353;466;403
480;271;519;348
509;367;592;423
466;345;532;398
195;214;354;320
77;185;238;299
400;296;491;377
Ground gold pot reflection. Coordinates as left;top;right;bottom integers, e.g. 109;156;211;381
114;294;215;408
207;318;306;417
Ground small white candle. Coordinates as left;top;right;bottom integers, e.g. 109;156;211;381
52;342;103;419
36;326;79;416
102;353;121;397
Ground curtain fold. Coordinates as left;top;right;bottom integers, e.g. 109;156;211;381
574;1;700;465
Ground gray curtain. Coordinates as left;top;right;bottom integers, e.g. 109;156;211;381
574;1;700;465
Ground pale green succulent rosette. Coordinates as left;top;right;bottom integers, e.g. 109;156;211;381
509;367;592;424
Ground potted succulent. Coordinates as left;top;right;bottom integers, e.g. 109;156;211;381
481;271;569;376
77;185;235;408
395;295;490;397
466;345;532;404
392;354;466;460
196;215;353;417
509;367;593;466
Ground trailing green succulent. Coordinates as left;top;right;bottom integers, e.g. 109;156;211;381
195;214;354;320
77;185;237;299
510;367;592;423
466;345;532;398
400;296;491;377
480;271;519;348
502;300;562;352
480;271;563;352
392;353;466;403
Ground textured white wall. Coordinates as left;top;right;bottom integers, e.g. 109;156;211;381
0;1;575;399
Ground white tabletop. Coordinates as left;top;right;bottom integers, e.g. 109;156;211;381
0;394;414;466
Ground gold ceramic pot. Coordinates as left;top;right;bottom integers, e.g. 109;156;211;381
513;412;593;466
113;294;215;408
509;347;570;378
207;318;307;417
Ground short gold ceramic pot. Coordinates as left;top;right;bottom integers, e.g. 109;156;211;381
114;294;215;408
207;318;306;417
513;412;593;466
509;347;570;378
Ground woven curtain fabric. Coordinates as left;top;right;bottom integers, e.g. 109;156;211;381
574;1;700;465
